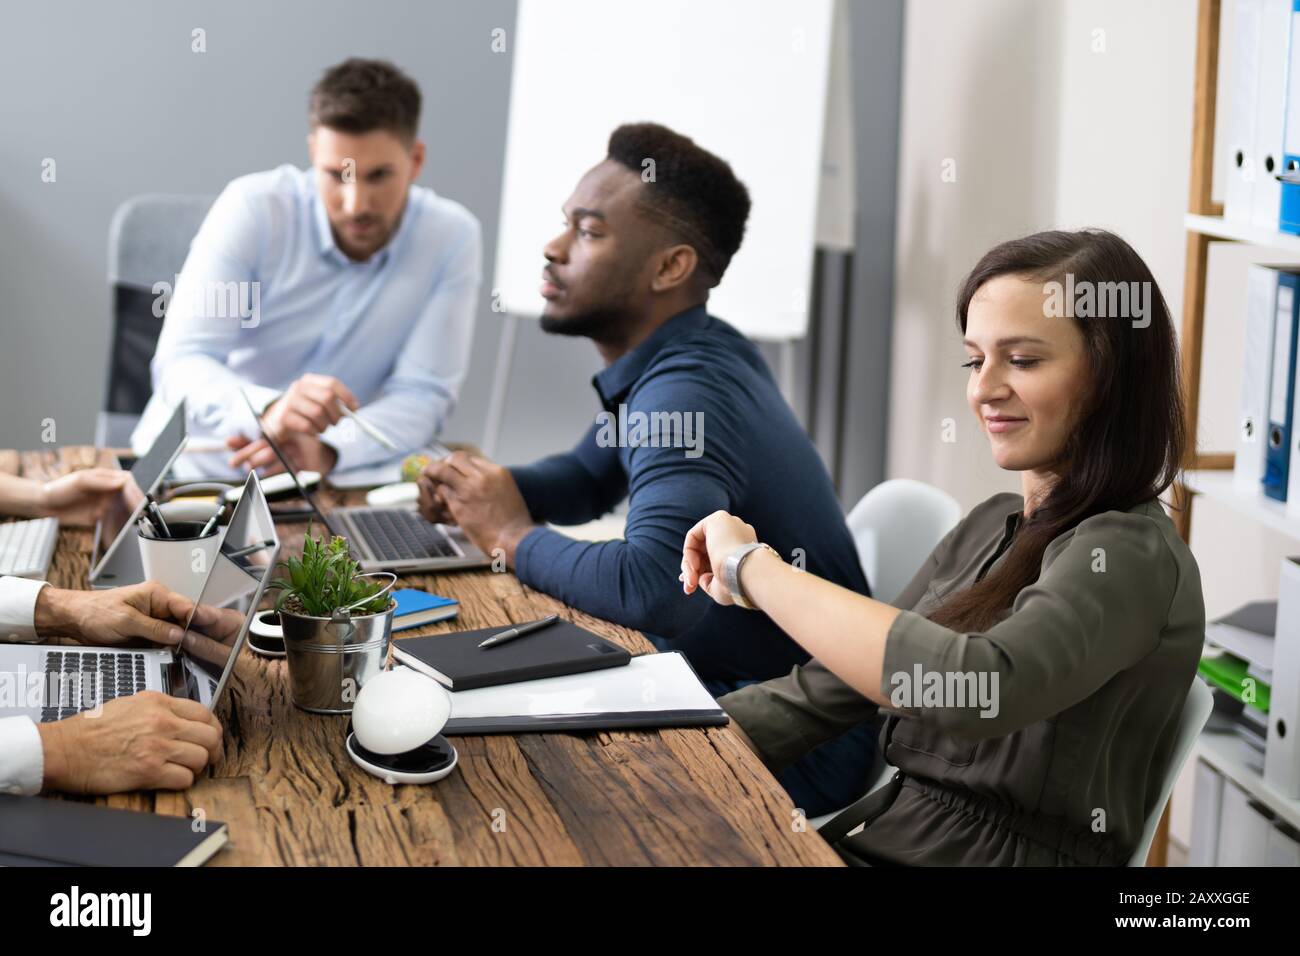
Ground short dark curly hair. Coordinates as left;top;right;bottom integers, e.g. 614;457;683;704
309;58;421;144
606;123;751;285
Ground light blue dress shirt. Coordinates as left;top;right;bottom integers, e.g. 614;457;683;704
131;164;482;476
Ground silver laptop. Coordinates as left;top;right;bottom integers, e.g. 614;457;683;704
88;401;188;588
241;391;489;573
0;472;279;722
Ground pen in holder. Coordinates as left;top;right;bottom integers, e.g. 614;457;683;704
137;517;222;603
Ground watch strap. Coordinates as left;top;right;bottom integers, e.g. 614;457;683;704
723;542;778;609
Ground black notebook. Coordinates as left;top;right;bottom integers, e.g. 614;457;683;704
390;619;631;690
0;794;229;867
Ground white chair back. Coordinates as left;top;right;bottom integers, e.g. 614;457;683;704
1128;678;1214;866
846;479;962;604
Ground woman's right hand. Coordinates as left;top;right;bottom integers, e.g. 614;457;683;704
37;468;128;526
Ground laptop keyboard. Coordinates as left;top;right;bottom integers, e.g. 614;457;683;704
0;517;58;578
38;650;148;722
351;509;459;561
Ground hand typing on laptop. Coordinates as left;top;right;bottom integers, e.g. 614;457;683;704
32;581;192;648
1;579;222;795
35;693;223;794
227;373;359;476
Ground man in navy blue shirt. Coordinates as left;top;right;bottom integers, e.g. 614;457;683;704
417;123;875;815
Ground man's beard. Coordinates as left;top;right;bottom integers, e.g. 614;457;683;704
332;209;399;261
539;307;621;338
539;287;637;340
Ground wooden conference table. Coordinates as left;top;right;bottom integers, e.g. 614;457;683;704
2;446;843;867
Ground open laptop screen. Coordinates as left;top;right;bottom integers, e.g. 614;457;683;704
90;401;188;581
170;471;279;709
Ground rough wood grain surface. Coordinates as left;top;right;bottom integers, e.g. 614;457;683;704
9;449;842;867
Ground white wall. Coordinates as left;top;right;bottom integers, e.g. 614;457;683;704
889;0;1066;511
890;0;1291;856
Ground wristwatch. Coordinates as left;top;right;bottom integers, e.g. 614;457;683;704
723;542;780;610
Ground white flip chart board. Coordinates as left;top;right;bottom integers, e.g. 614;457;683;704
492;0;849;341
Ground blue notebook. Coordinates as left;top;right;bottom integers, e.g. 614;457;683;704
392;588;460;631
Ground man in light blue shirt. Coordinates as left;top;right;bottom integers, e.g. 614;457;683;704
132;58;481;478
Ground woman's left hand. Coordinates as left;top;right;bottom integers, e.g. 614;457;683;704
681;510;758;605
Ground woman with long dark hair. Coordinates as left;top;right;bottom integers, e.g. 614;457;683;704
680;229;1204;865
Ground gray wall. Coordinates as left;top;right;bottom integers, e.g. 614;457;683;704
0;0;901;492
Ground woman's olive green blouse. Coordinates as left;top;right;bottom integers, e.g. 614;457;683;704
720;493;1205;866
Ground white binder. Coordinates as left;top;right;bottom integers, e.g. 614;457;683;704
1227;0;1265;223
1237;265;1280;494
1267;555;1300;798
440;652;727;734
1254;0;1292;228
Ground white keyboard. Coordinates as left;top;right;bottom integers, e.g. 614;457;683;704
0;517;59;579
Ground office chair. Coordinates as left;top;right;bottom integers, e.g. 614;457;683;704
808;479;962;831
1128;677;1214;866
846;478;963;606
99;193;213;448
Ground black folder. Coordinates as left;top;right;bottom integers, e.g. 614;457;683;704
0;794;228;867
390;619;631;691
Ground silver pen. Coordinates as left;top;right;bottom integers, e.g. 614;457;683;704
478;614;561;649
336;399;399;452
198;508;222;538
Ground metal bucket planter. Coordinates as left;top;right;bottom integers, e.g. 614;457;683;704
279;573;397;714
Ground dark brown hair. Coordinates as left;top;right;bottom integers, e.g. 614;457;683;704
606;122;751;285
309;58;421;143
927;229;1187;632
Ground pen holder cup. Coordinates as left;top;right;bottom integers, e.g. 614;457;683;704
279;595;396;715
137;521;221;604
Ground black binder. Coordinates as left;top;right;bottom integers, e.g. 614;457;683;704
391;619;631;691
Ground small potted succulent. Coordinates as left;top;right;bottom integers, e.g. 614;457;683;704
269;530;396;714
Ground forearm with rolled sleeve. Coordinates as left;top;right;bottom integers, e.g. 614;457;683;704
718;518;956;773
722;512;1177;766
877;511;1177;740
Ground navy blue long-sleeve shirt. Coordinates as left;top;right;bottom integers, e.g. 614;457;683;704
509;305;870;684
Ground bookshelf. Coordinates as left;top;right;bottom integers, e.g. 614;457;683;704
1196;732;1300;833
1184;213;1300;254
1176;0;1300;868
1182;470;1300;541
